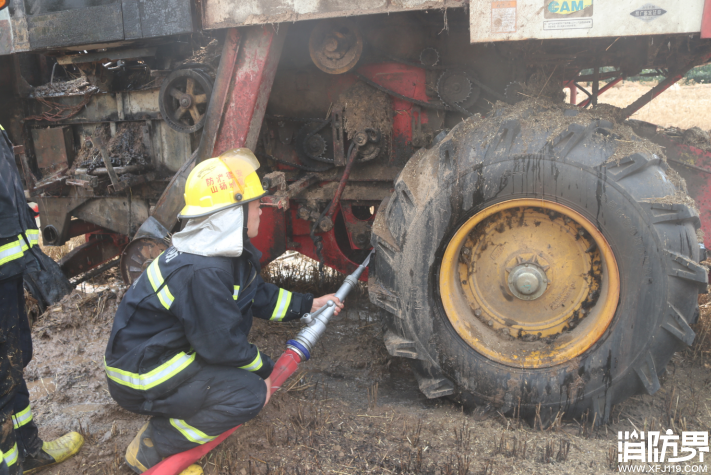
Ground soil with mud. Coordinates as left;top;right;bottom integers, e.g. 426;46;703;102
22;265;711;475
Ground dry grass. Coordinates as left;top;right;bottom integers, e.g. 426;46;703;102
575;81;711;130
261;251;368;298
39;235;84;261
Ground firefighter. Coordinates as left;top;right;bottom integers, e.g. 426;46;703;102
106;149;343;474
0;124;84;475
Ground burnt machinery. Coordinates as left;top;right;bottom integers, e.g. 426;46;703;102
2;0;711;425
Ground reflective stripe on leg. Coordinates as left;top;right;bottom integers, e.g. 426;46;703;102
12;405;31;429
169;419;217;445
3;443;17;467
0;239;25;266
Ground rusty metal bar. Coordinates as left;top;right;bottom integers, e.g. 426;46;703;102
213;25;289;155
325;145;359;223
196;28;243;163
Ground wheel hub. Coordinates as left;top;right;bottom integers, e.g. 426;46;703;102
438;199;620;368
508;262;548;300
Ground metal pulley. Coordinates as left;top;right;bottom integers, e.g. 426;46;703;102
309;20;363;75
120;237;168;285
159;69;214;133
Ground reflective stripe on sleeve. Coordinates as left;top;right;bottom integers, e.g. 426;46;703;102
104;351;196;390
233;285;240;300
25;229;40;247
269;289;292;322
169;419;217;445
3;443;18;467
0;238;26;266
147;257;174;310
239;350;263;372
12;405;32;429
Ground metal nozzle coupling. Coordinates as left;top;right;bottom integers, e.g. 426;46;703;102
290;301;335;360
286;250;374;361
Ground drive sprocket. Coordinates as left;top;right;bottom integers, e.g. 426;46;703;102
437;70;480;110
295;121;332;165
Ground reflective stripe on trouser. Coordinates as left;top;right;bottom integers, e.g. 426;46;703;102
0;237;27;267
131;365;267;457
269;289;292;321
104;351;196;390
146;255;175;310
2;444;17;467
238;351;263;372
169;419;217;445
11;405;31;429
233;285;240;300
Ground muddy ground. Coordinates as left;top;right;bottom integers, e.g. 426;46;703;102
19;254;711;475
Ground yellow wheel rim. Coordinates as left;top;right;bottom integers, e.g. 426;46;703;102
439;199;620;368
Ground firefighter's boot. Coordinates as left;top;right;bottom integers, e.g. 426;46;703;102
22;431;84;474
125;422;203;475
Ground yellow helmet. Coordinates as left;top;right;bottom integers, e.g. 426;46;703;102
178;148;267;219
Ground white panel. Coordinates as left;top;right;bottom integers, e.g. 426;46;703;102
203;0;456;29
470;0;705;43
123;90;161;116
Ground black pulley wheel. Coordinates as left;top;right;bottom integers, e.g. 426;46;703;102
369;104;707;424
159;69;213;134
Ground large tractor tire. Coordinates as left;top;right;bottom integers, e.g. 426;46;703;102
369;104;708;424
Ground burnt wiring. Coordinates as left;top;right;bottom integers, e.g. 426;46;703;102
25;91;96;122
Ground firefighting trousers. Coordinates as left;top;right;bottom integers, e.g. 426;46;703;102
0;276;26;474
111;364;267;456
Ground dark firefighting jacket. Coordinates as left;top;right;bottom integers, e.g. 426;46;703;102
104;242;314;404
0;125;40;281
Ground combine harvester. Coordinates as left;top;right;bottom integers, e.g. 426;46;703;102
1;0;710;426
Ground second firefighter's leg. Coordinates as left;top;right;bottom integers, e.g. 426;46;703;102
14;278;83;474
0;412;20;475
0;276;25;475
12;381;41;456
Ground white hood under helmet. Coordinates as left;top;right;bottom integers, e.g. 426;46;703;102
171;205;245;258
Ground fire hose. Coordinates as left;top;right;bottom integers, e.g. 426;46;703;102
143;249;374;475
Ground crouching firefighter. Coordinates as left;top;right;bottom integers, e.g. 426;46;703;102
0;124;83;475
105;149;344;474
